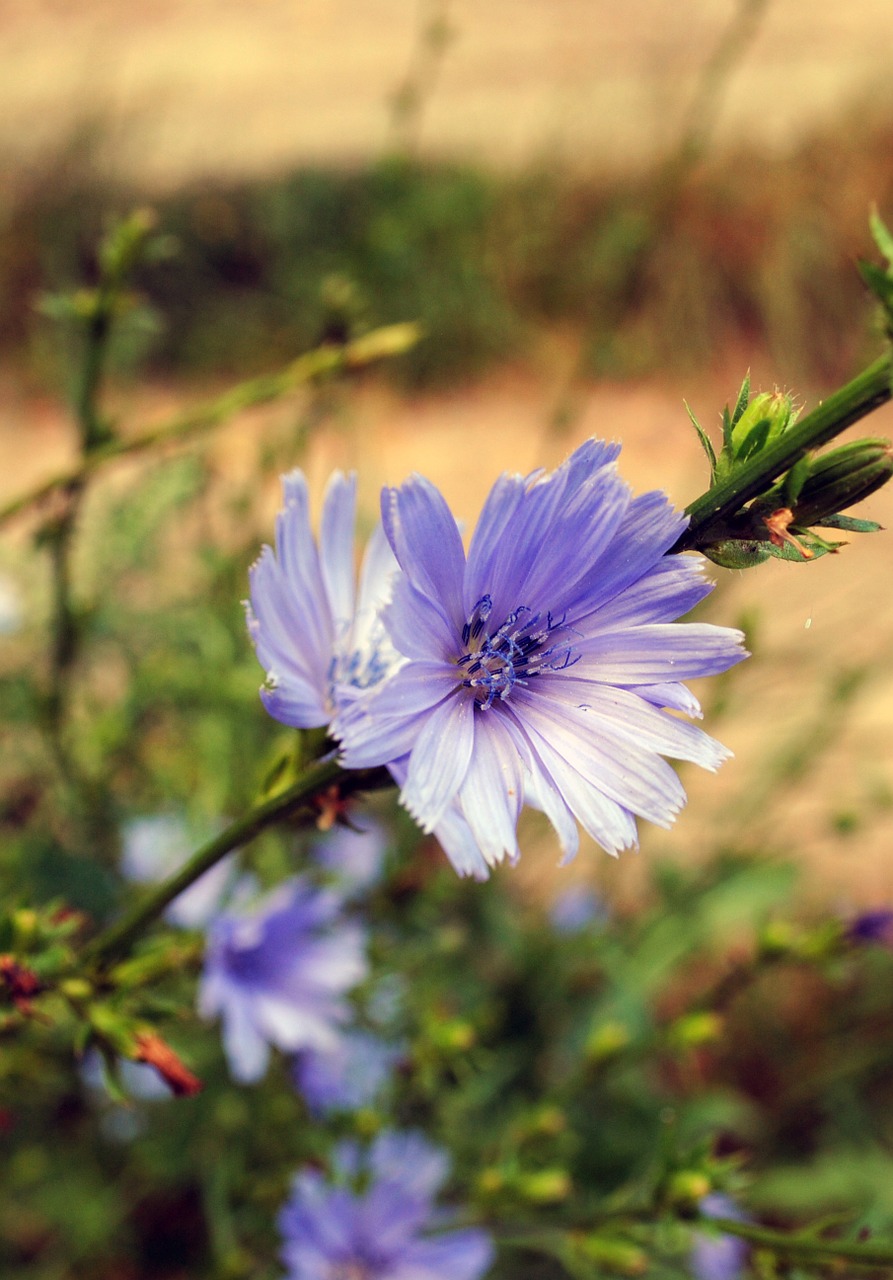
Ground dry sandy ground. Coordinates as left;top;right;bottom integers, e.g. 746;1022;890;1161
3;0;893;188
3;352;893;912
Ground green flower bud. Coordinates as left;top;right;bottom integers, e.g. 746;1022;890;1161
585;1019;632;1062
666;1170;712;1207
715;390;797;483
667;1011;724;1049
576;1233;649;1275
790;437;893;527
516;1168;572;1203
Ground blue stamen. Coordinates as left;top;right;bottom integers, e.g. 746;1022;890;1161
457;598;578;710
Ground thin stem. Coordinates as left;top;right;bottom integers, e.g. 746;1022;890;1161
84;759;393;971
707;1215;893;1268
0;324;420;528
674;352;893;552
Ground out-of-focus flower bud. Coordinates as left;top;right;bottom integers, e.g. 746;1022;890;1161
516;1168;572;1203
585;1019;632;1062
667;1011;724;1050
575;1232;649;1275
666;1170;713;1208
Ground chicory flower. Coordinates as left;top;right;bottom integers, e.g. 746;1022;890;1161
198;877;367;1083
279;1130;493;1280
337;439;747;874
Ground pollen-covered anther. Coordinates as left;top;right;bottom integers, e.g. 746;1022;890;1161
457;601;579;709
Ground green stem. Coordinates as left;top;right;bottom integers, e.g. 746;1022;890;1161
0;323;420;528
84;758;392;971
707;1215;893;1268
674;352;893;552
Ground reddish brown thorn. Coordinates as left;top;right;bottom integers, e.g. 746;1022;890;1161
133;1033;203;1097
763;507;815;559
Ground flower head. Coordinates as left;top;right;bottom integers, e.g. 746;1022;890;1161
337;440;746;875
246;470;400;729
198;877;367;1083
279;1130;494;1280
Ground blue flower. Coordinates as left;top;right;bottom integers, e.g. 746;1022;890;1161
248;468;498;879
198;877;367;1083
293;1029;403;1116
279;1130;494;1280
337;439;747;875
692;1194;749;1280
246;469;400;729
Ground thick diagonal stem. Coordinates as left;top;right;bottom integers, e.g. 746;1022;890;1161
674;353;893;553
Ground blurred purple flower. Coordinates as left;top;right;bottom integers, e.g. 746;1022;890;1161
293;1029;402;1116
279;1130;494;1280
313;818;388;895
121;814;232;928
692;1194;749;1280
246;470;400;729
549;884;607;934
198;877;367;1083
848;909;893;947
337;439;747;877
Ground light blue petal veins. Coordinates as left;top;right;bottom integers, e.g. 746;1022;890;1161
463;472;528;614
319;471;358;625
632;681;704;718
403;694;476;831
248;550;328;688
510;714;639;854
563;489;689;617
523;763;581;864
382;476;466;623
457;717;523;867
336;664;455;767
356;521;400;619
552;679;731;769
386;756;491;879
276;471;333;657
432;804;492;880
513;690;687;827
583;554;714;630
574;622;747;683
519;466;631;613
383;574;457;660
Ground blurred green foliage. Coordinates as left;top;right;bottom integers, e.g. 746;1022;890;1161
7;109;893;390
4;176;893;1278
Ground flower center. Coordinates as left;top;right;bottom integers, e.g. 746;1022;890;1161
457;594;579;710
331;617;399;694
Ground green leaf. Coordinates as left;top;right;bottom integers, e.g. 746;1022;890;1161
684;401;716;474
870;207;893;267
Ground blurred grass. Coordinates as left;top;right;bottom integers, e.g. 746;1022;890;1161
7;105;893;392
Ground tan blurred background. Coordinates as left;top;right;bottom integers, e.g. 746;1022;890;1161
3;0;893;908
4;0;893;185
